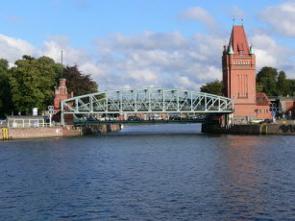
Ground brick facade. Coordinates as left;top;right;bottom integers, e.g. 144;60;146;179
223;25;271;120
256;92;272;119
54;79;72;111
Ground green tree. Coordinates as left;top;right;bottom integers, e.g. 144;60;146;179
256;82;263;93
9;55;61;114
288;79;295;97
200;80;223;96
61;65;98;96
277;71;290;96
0;59;13;117
256;67;278;96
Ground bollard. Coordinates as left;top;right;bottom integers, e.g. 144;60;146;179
2;128;9;140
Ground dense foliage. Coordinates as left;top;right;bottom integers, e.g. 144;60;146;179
0;55;98;117
9;56;61;114
257;67;295;97
0;59;13;116
62;66;98;96
200;80;223;96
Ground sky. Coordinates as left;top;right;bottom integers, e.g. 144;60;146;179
0;0;294;90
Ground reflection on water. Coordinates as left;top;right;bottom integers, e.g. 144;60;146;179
0;124;295;220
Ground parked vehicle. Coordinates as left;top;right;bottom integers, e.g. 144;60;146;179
169;114;181;121
127;116;141;121
149;114;162;120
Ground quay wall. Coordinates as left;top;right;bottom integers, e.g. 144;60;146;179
1;124;121;140
82;124;121;135
202;123;295;135
2;126;82;140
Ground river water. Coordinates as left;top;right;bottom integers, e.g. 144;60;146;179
0;124;295;220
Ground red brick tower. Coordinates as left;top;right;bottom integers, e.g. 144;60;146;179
222;25;257;120
54;78;72;111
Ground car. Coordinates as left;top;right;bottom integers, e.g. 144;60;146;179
169;115;181;121
127;116;141;121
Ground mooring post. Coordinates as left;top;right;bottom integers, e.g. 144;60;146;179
61;102;65;126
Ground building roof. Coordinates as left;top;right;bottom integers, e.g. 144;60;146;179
229;25;250;54
256;92;270;106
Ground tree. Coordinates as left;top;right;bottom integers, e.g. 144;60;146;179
0;59;13;117
256;67;278;96
9;55;61;114
288;79;295;97
200;80;223;96
61;65;98;96
277;71;290;96
256;82;263;93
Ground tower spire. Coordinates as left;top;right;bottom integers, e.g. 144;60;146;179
228;25;250;54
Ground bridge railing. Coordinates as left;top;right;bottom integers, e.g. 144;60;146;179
61;88;233;125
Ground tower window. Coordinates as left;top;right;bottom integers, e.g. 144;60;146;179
238;73;248;98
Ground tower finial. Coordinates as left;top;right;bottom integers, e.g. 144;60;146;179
241;18;244;25
250;44;254;55
232;17;236;26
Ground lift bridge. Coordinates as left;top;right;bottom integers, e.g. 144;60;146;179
61;88;233;126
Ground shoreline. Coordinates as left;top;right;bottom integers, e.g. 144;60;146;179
2;122;295;140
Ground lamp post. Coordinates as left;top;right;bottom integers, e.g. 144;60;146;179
48;106;54;127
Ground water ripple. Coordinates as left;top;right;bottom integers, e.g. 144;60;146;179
0;124;295;220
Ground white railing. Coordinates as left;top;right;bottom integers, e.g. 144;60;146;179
7;119;51;128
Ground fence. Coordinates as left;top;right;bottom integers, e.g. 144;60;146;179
7;118;50;128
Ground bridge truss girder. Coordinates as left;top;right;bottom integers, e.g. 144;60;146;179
61;88;233;125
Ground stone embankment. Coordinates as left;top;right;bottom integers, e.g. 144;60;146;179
82;124;121;135
1;124;121;140
202;123;295;135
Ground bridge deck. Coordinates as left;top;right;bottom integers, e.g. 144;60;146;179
74;119;206;126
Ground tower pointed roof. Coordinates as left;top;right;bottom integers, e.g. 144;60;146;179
229;25;250;54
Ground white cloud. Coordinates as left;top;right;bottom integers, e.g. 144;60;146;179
79;62;105;78
94;32;226;90
250;33;293;71
0;28;294;91
261;1;295;37
180;7;216;29
251;34;280;67
0;34;35;65
128;69;157;82
42;36;89;65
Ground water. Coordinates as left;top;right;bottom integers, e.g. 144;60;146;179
0;124;295;221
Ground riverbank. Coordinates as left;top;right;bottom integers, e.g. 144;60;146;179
202;122;295;135
0;124;121;140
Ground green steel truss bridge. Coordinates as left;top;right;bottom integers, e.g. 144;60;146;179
61;88;233;125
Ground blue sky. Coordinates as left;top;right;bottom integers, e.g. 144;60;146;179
0;0;283;44
0;0;294;90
